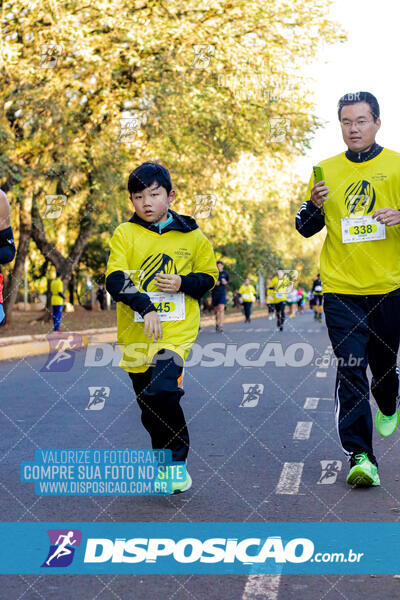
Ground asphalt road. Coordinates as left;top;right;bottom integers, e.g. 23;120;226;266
1;309;400;599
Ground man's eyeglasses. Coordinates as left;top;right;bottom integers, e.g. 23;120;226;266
340;119;374;129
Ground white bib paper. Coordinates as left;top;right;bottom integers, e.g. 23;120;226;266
134;292;185;322
341;215;385;244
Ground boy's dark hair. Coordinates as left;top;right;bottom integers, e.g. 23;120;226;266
128;162;172;196
56;270;61;277
216;260;224;265
338;92;380;122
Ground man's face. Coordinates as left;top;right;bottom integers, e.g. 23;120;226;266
340;102;381;153
130;181;175;222
245;278;250;285
217;263;224;272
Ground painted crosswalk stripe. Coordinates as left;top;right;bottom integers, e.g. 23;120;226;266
316;371;327;378
276;462;303;495
293;421;313;440
242;575;281;599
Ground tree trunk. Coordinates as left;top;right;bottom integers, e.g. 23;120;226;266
3;193;32;326
37;278;52;323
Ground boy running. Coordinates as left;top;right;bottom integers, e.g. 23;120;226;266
238;277;256;323
106;163;218;493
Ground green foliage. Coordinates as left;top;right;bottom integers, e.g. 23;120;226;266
0;0;345;288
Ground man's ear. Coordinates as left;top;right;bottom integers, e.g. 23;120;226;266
375;118;381;132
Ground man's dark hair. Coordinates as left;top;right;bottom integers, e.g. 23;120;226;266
128;162;172;196
338;92;380;122
56;271;61;277
216;260;224;265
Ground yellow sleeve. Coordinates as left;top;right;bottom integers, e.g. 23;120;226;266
238;285;245;294
193;232;219;287
270;276;278;289
106;226;131;278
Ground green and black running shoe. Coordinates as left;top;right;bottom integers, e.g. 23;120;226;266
346;452;380;487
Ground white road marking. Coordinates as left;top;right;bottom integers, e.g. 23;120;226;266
316;371;327;378
293;421;313;440
304;397;320;409
242;574;281;600
276;462;304;495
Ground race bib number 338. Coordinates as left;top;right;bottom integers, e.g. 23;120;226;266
341;215;386;244
134;292;185;322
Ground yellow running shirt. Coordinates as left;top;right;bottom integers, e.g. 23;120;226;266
270;275;290;303
50;278;64;306
238;284;256;302
106;220;218;373
306;149;400;294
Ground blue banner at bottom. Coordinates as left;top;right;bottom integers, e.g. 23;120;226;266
0;522;397;574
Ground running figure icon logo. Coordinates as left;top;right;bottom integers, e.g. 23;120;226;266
240;384;264;408
41;333;83;372
86;386;110;410
317;460;342;485
42;529;82;568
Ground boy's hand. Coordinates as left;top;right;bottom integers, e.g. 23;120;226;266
155;273;181;293
143;311;163;341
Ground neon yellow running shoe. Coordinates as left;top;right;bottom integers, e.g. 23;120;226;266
346;452;380;487
375;408;399;437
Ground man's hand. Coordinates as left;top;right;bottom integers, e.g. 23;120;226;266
155;273;181;293
310;180;330;209
143;311;163;341
372;208;400;226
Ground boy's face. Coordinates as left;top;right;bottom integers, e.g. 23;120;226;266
130;181;175;222
217;263;224;272
245;278;250;285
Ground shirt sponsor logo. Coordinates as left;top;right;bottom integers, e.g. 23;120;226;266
140;254;177;291
344;180;376;216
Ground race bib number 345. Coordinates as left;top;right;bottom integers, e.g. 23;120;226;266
134;292;185;322
341;215;386;244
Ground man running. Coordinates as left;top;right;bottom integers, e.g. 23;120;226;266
212;260;229;332
296;91;400;488
269;269;289;331
311;273;323;321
